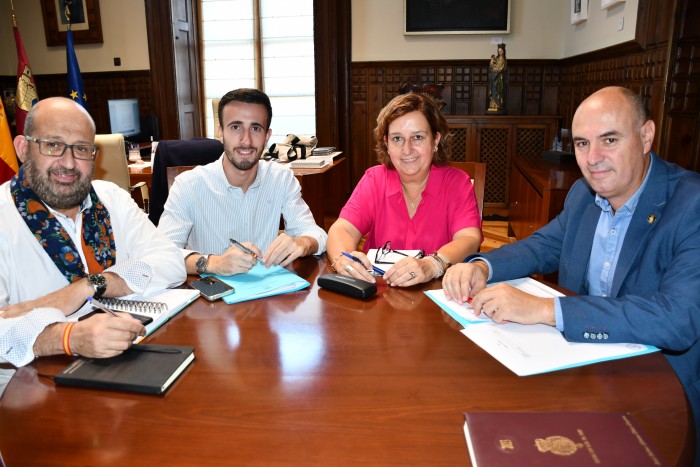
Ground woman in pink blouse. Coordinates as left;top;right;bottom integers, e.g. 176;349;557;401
327;92;482;287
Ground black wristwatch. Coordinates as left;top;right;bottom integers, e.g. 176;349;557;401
195;254;210;274
87;273;107;299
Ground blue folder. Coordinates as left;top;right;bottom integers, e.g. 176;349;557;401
205;263;310;304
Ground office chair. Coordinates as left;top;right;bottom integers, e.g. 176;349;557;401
148;138;224;225
448;161;486;219
93;134;149;212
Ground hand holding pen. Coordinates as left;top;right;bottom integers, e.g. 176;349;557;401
337;252;382;283
87;296;121;318
229;239;262;263
87;297;146;328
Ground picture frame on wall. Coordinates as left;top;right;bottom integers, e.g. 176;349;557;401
601;0;626;9
41;0;103;47
571;0;589;25
404;0;510;35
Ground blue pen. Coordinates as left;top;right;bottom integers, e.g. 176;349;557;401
341;252;385;275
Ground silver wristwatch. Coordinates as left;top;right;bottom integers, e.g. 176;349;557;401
195;254;210;274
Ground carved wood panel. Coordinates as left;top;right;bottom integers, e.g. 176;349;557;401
350;60;561;189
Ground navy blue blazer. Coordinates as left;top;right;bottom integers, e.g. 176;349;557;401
483;153;700;440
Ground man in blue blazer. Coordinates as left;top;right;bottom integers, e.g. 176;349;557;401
443;86;700;459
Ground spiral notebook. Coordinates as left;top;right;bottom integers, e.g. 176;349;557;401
71;289;200;341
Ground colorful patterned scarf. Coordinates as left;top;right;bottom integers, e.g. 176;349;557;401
11;166;116;283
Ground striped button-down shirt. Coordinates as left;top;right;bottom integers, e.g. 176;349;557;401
158;157;327;258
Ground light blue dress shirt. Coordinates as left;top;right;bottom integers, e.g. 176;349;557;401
553;155;653;330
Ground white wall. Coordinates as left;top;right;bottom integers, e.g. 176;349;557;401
0;0;150;76
0;0;641;76
563;0;638;57
351;0;639;62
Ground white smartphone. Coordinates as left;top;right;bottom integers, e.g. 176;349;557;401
190;276;235;301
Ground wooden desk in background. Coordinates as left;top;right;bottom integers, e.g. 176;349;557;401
128;163;152;188
0;257;693;466
289;157;346;225
129;158;346;226
509;153;582;240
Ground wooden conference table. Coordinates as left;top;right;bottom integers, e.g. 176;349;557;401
0;257;693;466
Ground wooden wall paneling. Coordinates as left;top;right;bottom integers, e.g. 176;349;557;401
350;100;368;189
452;65;472;115
477;124;511;207
448;123;469;163
350;60;561;189
660;0;700;172
664;115;697;169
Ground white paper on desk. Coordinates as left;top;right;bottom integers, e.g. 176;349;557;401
425;278;562;328
426;277;658;375
448;277;657;376
424;289;490;327
367;248;424;273
462;322;658;376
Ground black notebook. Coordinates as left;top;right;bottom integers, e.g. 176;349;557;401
54;344;195;394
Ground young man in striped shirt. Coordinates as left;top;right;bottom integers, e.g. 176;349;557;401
158;88;327;276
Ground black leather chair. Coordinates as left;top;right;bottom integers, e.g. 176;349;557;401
148;138;223;225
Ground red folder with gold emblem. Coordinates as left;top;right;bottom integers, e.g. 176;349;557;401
463;412;666;466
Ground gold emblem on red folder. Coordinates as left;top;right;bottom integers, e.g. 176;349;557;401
535;436;582;456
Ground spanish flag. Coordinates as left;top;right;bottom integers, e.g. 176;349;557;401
0;99;19;184
13;11;38;135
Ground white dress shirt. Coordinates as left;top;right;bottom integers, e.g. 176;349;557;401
0;180;186;366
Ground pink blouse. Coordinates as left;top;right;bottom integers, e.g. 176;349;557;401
339;164;482;254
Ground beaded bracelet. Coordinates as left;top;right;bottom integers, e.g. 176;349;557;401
62;322;75;356
330;253;344;272
427;255;444;279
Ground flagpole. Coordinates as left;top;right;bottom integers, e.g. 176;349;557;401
10;0;17;27
64;0;72;30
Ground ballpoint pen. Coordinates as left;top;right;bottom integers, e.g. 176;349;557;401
87;296;121;318
230;238;261;262
342;251;385;275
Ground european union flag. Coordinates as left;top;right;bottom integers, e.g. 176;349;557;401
66;29;88;110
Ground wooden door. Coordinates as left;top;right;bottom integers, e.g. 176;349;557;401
170;0;201;140
145;0;203;140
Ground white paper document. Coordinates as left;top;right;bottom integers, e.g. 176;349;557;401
425;277;658;376
367;248;424;274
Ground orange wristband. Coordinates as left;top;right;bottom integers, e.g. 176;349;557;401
62;322;75;356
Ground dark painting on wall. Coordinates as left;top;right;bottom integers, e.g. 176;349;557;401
405;0;510;35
